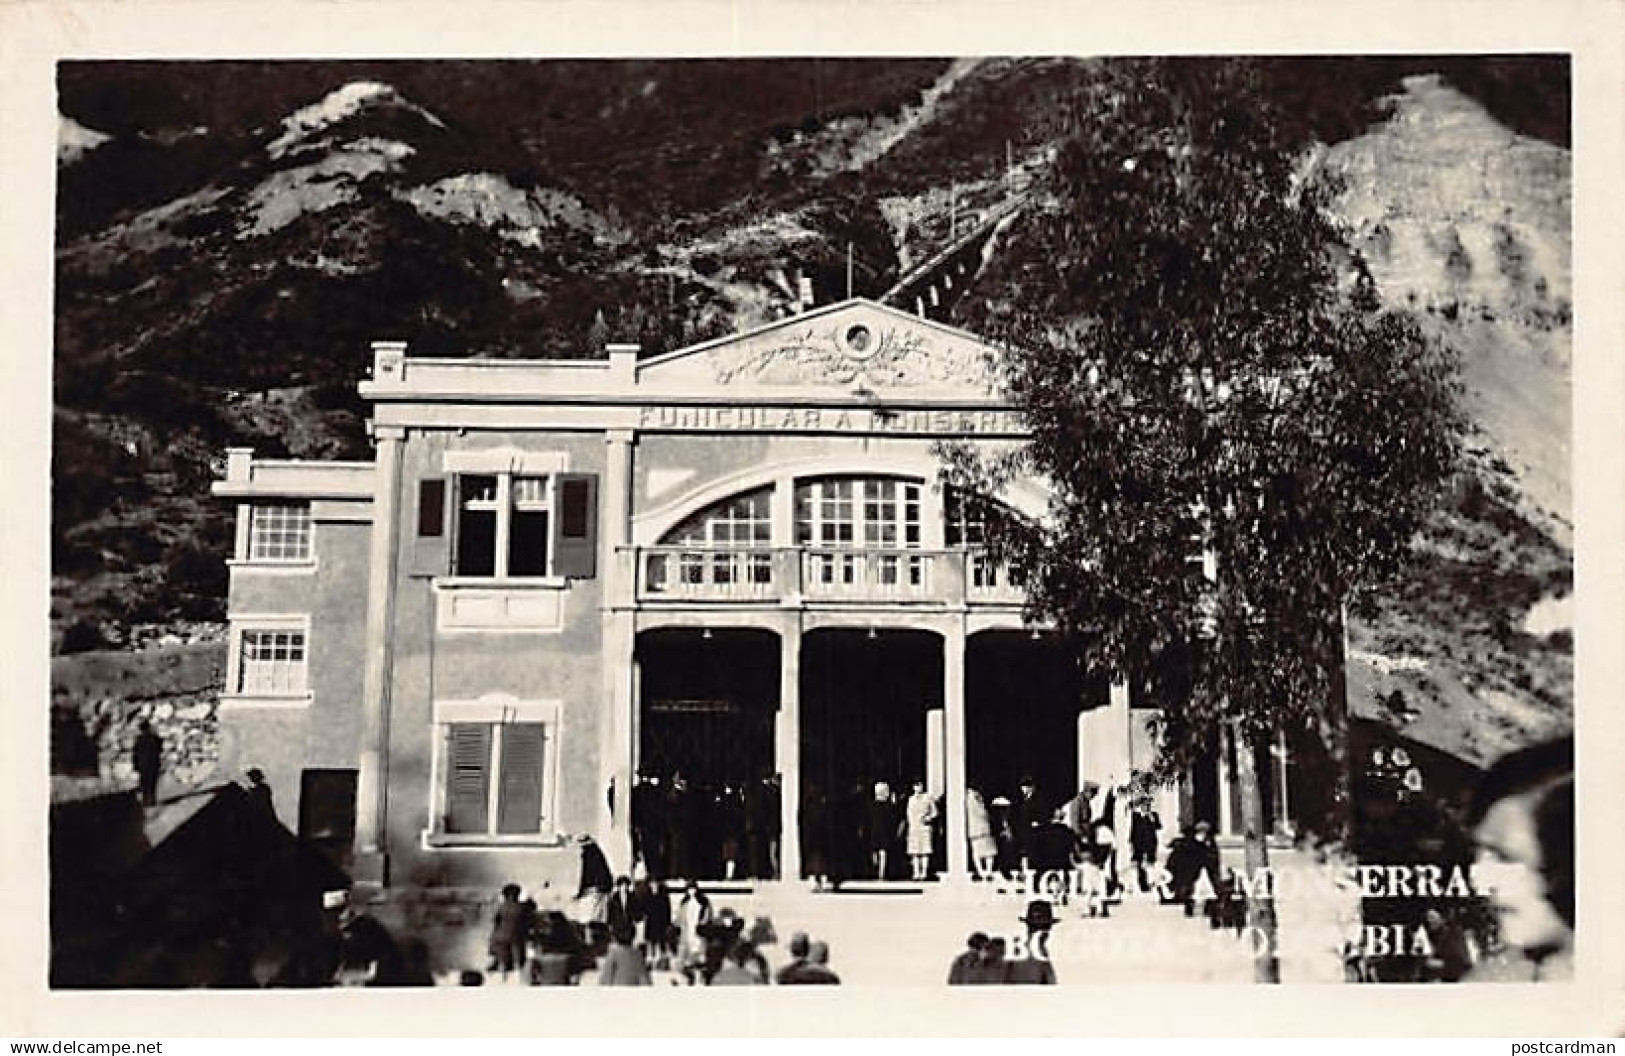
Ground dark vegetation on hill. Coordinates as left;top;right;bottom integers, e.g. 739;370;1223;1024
53;56;1571;769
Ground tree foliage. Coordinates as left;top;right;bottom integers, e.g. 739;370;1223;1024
946;60;1463;817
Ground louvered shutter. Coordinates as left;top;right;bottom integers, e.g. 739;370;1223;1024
445;723;492;833
409;476;452;577
496;723;546;834
552;473;598;578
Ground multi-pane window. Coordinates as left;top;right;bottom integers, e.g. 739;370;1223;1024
454;474;551;578
248;503;312;561
795;477;921;547
797;476;924;587
654;489;773;589
946;488;1023;589
441;721;552;836
237;629;308;695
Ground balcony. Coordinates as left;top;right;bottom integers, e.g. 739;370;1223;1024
630;546;1026;607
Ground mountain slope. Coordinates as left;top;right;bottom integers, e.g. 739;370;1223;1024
52;59;1571;774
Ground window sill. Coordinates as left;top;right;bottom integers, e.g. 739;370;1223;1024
433;579;568;632
435;576;569;590
219;692;314;709
228;559;317;575
421;830;566;850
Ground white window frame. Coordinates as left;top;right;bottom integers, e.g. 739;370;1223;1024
424;694;564;846
442;449;570;585
230;501;316;572
222;613;313;707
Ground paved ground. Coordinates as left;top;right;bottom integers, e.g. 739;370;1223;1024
415;879;1348;987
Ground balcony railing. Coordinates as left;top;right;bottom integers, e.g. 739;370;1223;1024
632;546;1025;605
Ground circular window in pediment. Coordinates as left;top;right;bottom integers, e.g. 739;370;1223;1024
842;323;875;358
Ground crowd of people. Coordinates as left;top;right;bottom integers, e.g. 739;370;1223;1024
629;771;782;881
248;734;1575;988
481;873;843;987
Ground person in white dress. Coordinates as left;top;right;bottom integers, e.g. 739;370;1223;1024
965;787;998;880
904;780;938;881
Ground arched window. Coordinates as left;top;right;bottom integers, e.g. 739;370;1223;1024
794;475;922;549
651;488;774;591
795;475;925;589
661;488;772;547
945;486;1023;590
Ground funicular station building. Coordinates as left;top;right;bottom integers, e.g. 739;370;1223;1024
213;300;1297;895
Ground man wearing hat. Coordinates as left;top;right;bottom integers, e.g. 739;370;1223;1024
1011;776;1047;871
1004;899;1058;984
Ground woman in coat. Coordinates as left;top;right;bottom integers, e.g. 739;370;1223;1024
965;788;998;880
866;781;900;880
799;783;830;890
673;880;713;982
904;780;937;881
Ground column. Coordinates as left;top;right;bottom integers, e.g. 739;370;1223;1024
600;431;637;868
943;624;968;878
355;424;405;883
1106;680;1133;783
1217;728;1236;836
776;619;802;881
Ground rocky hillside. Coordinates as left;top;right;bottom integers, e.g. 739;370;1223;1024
1323;75;1572;765
53;58;1571;772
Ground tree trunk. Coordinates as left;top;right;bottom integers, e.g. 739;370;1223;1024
1232;724;1281;983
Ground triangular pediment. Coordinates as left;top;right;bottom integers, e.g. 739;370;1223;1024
636;300;1002;396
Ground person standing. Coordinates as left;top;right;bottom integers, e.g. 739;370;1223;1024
487;883;527;981
775;932;812;984
632;772;666;877
799;940;841;984
606;875;638;942
745;772;781;880
575;835;614;927
904;780;937;881
1094;777;1122;896
598;923;652;986
245;768;274;816
1011;776;1045;871
799;783;829;889
965;788;998;880
710;940;767;985
1129;797;1163;894
1002;901;1059;984
717;784;746;881
666;774;695;880
633;876;674;968
674;880;712;982
948;932;990;984
866;781;900;881
133;720;162;807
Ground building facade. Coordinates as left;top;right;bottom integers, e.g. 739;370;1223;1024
213;299;1295;893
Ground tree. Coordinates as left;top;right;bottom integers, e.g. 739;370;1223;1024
944;60;1462;981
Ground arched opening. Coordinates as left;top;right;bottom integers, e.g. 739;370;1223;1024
965;630;1108;820
798;627;942;881
633;627;779;880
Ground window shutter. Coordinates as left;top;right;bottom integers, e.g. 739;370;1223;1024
409;476;452;577
552;473;598;578
445;723;492;834
496;723;547;834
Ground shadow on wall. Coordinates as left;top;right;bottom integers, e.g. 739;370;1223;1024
51;783;350;988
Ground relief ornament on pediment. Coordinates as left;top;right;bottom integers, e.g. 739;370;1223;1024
708;321;998;392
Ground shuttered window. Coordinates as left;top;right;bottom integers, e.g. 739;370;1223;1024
445;723;493;834
440;720;553;838
429;470;598;580
496;723;547;834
